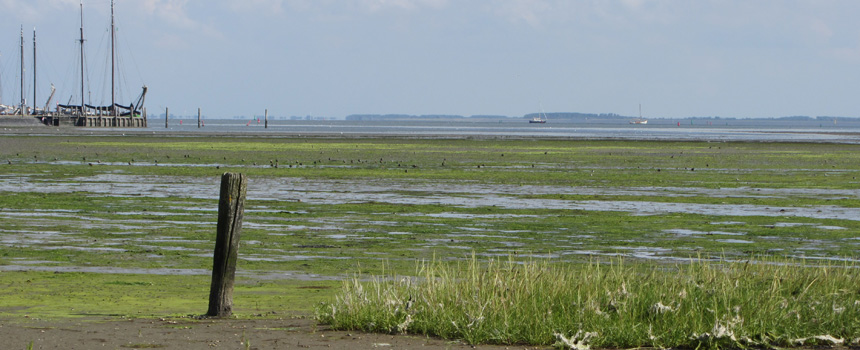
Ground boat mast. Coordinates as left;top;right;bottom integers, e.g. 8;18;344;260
110;0;116;116
33;27;37;114
20;26;24;115
79;1;85;116
0;51;3;106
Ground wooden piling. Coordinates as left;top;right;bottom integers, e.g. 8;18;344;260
198;108;201;128
264;109;268;129
207;172;248;318
165;107;168;128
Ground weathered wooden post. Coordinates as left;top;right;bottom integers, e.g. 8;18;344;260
197;108;202;128
207;172;248;317
165;107;168;128
264;109;268;129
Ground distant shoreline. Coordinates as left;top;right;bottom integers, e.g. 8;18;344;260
3;117;860;144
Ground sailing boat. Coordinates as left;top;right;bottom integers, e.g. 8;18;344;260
57;0;147;123
630;104;647;124
0;26;55;117
0;27;31;116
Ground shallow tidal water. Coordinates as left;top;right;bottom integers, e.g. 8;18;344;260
1;128;859;278
2;171;859;278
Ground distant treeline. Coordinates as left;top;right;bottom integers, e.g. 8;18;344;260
345;113;626;121
671;115;846;120
523;112;622;120
345;114;509;121
776;115;843;121
521;113;849;121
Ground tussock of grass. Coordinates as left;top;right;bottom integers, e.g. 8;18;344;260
317;255;860;348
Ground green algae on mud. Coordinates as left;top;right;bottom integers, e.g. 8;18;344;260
2;135;860;322
4;136;860;188
2;135;860;267
0;271;337;319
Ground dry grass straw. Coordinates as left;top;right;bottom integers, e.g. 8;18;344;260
317;254;860;348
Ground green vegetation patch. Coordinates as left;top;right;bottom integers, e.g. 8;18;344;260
318;256;860;349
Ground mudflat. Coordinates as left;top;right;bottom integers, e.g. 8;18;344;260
2;316;537;350
1;134;858;349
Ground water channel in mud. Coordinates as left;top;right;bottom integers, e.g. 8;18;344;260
2;170;858;278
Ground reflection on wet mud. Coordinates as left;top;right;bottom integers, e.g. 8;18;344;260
1;172;857;277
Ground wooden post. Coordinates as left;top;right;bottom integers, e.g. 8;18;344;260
165;107;168;128
207;172;248;318
198;108;201;128
264;109;268;129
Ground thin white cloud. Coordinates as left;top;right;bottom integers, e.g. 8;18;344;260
489;0;678;28
492;0;554;27
806;18;834;43
620;0;645;11
1;0;91;18
360;0;448;12
225;0;448;15
1;0;45;22
139;0;193;28
136;0;221;38
227;0;286;15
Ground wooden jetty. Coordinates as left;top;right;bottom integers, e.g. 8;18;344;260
40;114;147;127
4;1;148;128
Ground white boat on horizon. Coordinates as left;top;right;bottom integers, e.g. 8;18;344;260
529;116;547;123
529;105;548;123
630;104;647;124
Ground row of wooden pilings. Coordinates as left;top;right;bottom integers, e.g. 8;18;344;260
164;108;270;129
81;115;148;127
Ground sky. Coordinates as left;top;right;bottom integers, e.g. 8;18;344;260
1;0;859;119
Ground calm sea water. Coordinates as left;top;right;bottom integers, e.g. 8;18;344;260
143;118;860;143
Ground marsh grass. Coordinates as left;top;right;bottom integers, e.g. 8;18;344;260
317;255;860;348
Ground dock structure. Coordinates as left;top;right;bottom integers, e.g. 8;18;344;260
20;1;149;128
40;115;147;127
79;115;147;127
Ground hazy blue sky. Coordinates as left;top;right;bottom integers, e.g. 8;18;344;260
1;0;859;119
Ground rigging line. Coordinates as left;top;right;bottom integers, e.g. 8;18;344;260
56;39;79;103
116;23;145;86
0;50;4;105
5;50;21;106
0;40;23;98
83;47;92;108
111;9;134;106
113;36;125;103
36;38;66;95
116;43;133;105
30;29;62;109
0;40;20;105
93;26;111;106
98;49;109;106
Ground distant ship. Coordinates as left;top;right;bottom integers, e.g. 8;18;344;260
529;116;547;124
630;104;647;124
529;105;548;123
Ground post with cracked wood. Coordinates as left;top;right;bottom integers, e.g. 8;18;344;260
207;172;248;317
